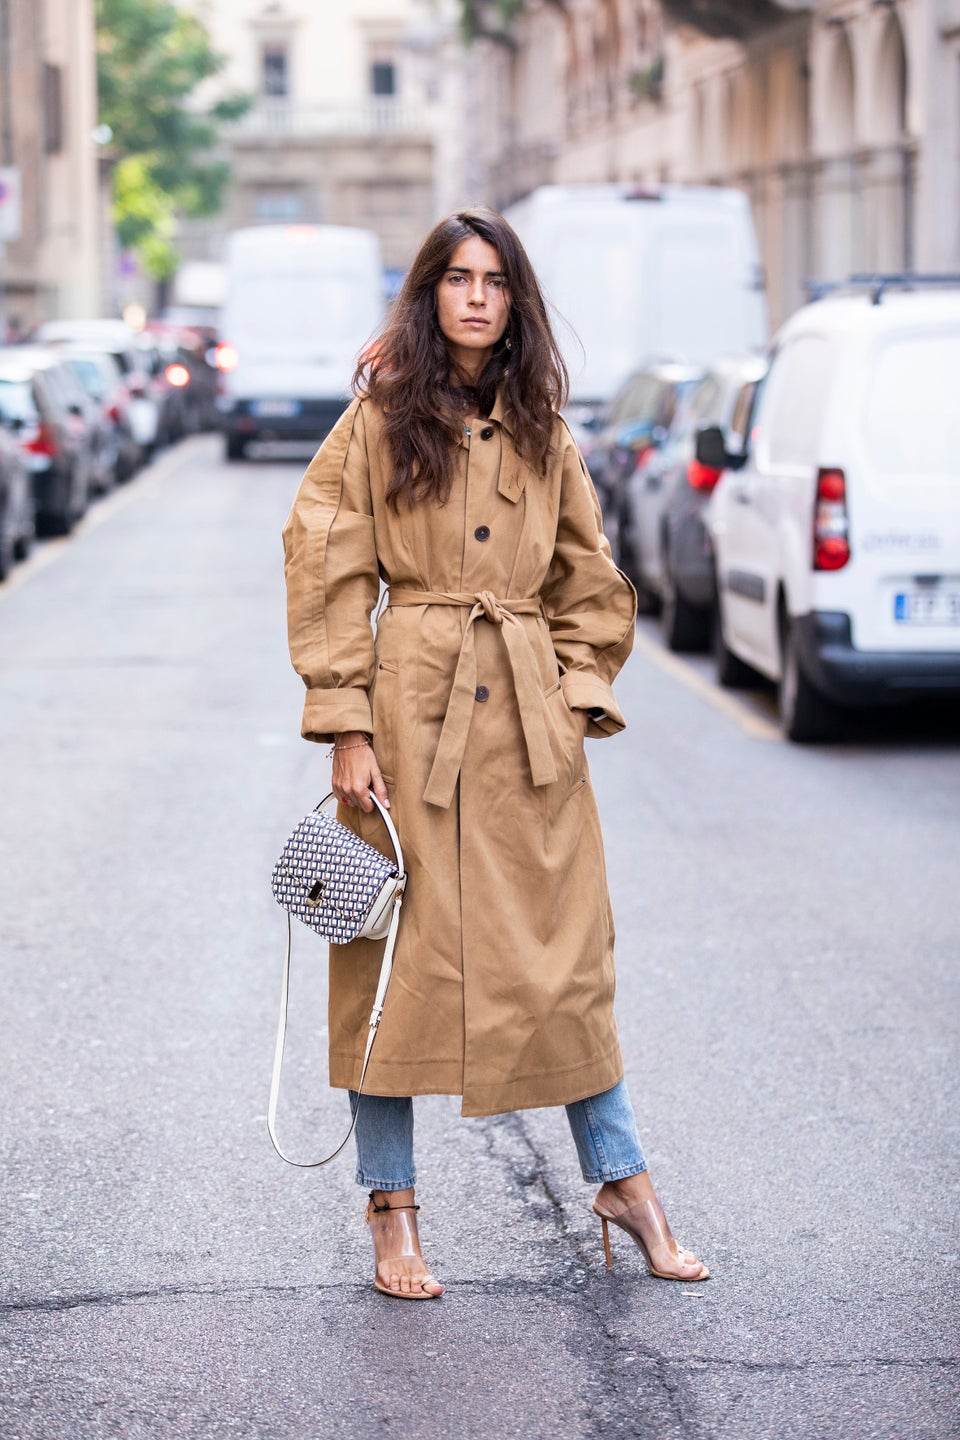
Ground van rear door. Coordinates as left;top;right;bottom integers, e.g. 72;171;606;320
849;327;960;652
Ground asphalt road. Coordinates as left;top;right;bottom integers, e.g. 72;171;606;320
0;435;957;1440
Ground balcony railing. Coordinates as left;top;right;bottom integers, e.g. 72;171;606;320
661;0;813;41
228;100;431;141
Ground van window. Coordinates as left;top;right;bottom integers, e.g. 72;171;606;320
862;334;960;477
758;335;833;469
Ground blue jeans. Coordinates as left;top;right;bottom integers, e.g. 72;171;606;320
348;1079;647;1190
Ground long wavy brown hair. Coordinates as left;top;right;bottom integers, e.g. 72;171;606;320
354;209;568;507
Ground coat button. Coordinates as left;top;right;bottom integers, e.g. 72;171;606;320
475;685;489;702
479;426;494;440
474;525;490;541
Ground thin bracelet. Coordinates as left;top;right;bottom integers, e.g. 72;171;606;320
327;739;371;758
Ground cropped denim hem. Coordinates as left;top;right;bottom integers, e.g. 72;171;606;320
354;1173;417;1192
349;1079;647;1188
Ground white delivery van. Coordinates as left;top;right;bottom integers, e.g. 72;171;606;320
503;184;768;417
702;282;960;740
217;224;383;459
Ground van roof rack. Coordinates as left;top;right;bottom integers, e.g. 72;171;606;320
804;273;960;305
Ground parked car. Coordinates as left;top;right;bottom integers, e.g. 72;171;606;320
0;347;94;535
588;362;702;594
655;355;768;651
702;280;960;740
143;320;218;435
36;320;162;458
0;411;34;580
60;346;141;482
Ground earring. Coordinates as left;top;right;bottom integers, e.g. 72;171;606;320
504;334;513;351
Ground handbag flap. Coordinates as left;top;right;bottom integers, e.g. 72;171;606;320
272;809;398;940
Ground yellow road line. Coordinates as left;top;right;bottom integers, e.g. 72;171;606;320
631;625;781;742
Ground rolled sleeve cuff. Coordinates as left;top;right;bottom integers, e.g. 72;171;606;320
560;671;626;738
300;686;373;745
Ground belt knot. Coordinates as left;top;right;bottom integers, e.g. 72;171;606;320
475;590;502;624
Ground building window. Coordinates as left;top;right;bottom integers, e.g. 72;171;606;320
262;43;289;98
254;190;303;222
43;63;63;154
370;60;396;97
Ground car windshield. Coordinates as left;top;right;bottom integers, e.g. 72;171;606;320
66;357;106;400
863;334;960;477
0;378;39;424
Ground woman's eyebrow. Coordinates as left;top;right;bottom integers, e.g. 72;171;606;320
445;265;506;278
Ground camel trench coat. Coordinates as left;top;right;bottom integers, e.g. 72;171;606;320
282;394;637;1117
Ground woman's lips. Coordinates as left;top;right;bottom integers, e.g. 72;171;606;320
461;318;489;327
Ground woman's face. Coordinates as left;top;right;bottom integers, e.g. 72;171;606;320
435;234;511;382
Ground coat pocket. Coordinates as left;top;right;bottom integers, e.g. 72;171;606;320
543;680;587;798
372;660;399;783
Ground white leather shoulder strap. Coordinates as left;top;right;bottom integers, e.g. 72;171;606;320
267;791;404;1168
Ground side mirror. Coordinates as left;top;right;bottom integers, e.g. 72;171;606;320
695;424;746;472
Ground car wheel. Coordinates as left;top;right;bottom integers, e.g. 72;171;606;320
226;434;248;461
779;614;840;742
713;594;757;688
661;564;710;652
13;507;34;561
0;508;13;583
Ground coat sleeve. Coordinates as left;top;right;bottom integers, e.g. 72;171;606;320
281;400;381;743
539;422;638;738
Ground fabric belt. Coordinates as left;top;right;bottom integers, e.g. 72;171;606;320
386;588;559;808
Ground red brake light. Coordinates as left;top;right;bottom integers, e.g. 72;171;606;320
632;443;653;470
165;362;190;388
687;457;722;491
24;420;58;457
814;467;850;571
215;343;239;372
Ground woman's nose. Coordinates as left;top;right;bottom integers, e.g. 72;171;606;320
468;280;486;305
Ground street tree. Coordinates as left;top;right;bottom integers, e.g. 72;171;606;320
96;0;250;282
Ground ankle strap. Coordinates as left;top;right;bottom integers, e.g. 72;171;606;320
369;1192;420;1214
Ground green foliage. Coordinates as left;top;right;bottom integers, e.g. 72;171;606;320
96;0;251;281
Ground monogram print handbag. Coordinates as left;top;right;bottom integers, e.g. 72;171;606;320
268;792;407;1167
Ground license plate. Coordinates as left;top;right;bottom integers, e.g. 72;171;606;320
251;399;301;418
894;591;960;625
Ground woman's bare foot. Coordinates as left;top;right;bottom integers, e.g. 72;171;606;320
366;1188;444;1299
593;1172;709;1280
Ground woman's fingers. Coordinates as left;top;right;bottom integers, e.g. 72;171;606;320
331;745;390;811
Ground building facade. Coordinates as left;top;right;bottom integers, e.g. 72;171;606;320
181;0;447;272
465;0;959;326
0;0;103;328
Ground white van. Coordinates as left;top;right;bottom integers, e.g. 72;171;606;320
702;283;960;739
217;225;383;460
503;184;768;415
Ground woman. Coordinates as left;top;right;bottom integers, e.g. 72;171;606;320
282;209;708;1299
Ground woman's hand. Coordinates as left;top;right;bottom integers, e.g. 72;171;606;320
331;732;390;811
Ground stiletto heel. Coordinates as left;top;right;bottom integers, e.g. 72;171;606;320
600;1214;613;1270
592;1192;710;1282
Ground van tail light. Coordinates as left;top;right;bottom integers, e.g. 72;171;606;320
24;421;59;458
215;342;239;372
165;362;190;388
687;457;722;491
813;467;850;571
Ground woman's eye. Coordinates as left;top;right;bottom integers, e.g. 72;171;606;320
489;277;505;289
